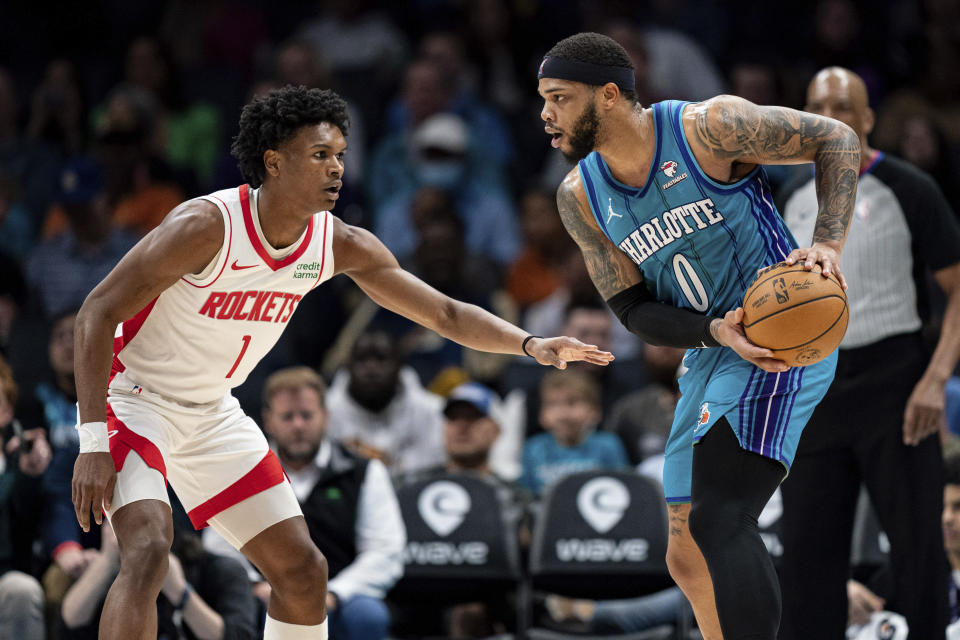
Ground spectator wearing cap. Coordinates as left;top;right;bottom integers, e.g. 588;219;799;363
204;366;405;640
369;105;520;266
25;157;137;317
413;382;531;529
394;382;531;637
397;382;524;490
373;111;519;265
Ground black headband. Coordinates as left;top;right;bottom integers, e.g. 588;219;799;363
537;56;636;92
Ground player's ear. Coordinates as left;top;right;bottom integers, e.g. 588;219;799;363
263;149;281;178
599;82;621;109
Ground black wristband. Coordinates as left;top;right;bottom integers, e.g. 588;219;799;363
521;335;541;357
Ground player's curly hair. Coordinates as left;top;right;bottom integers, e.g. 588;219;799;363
231;85;350;188
545;32;638;103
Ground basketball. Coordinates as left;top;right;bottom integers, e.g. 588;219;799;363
741;262;849;367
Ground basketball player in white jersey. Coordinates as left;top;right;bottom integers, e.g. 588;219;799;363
71;86;613;640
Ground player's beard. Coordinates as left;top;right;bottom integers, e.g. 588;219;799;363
562;98;600;162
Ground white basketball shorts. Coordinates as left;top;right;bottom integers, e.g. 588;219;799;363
105;370;301;549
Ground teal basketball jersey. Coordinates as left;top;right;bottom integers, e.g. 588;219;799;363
577;99;799;316
577;100;837;503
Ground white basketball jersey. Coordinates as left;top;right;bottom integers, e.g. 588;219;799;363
112;184;335;404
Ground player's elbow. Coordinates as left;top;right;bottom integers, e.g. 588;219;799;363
431;298;461;334
838;121;859;149
76;290;123;340
822;121;860;156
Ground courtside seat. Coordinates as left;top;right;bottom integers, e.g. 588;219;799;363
525;470;691;640
390;473;524;638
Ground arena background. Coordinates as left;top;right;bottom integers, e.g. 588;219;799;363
1;1;959;639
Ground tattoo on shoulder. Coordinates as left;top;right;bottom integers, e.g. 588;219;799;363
556;182;637;299
692;98;850;162
693;98;858;244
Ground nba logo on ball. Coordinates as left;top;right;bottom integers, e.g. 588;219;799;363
742;263;849;367
661;160;678;177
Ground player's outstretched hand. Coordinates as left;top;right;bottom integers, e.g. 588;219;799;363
714;308;789;373
526;336;615;369
72;452;116;533
784;242;847;290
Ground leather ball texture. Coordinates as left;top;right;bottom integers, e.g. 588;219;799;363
742;262;849;367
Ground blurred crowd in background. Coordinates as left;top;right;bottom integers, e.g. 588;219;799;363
2;0;960;638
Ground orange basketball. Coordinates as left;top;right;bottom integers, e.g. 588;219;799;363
741;262;849;367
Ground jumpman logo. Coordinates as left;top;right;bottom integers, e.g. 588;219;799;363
606;198;623;224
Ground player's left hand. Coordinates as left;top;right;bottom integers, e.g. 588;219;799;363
784;242;847;290
526;337;614;369
903;374;946;446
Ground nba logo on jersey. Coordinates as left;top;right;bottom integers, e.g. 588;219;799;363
661;160;678;177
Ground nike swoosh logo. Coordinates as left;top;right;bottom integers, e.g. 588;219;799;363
231;260;258;271
107;430;118;439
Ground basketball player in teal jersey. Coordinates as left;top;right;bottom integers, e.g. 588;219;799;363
536;33;859;639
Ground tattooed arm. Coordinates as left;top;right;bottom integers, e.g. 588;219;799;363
686;95;859;288
555;171;642;298
556;171;788;372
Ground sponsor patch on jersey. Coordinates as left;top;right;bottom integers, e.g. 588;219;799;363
294;261;323;279
660;160;688;189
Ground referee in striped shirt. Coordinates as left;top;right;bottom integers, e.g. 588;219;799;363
778;67;960;639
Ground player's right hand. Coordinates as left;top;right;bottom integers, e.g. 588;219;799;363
714;308;790;373
72;453;116;532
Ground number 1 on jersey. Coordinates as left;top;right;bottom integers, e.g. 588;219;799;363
226;335;252;378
